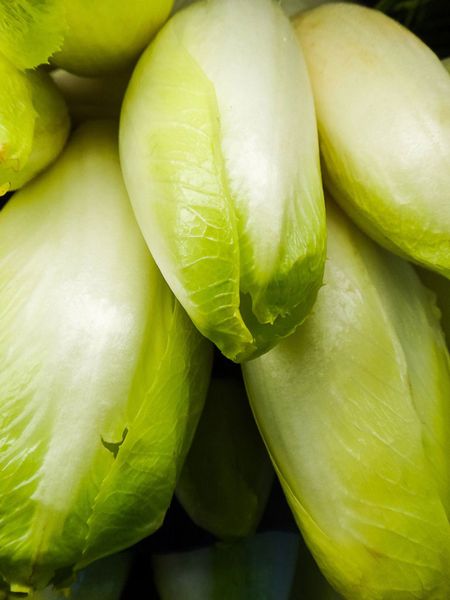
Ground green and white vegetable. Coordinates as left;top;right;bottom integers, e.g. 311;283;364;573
0;64;69;196
177;375;273;539
294;4;450;279
120;0;326;362
0;121;212;593
243;203;450;599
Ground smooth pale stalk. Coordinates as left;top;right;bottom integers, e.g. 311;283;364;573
243;203;450;599
294;4;450;279
0;65;69;196
0;121;212;592
120;0;326;362
176;375;273;539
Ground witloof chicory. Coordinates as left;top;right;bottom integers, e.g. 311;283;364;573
243;202;450;599
294;4;450;279
120;0;326;362
0;121;212;593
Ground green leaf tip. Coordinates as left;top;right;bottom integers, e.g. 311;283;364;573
0;0;65;69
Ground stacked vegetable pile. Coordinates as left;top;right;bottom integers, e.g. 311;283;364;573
0;0;449;598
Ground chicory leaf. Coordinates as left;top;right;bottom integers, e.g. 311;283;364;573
0;0;65;69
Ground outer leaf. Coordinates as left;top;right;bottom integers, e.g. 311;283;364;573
152;532;299;600
51;0;174;75
0;121;212;592
243;203;450;599
176;375;273;540
0;0;65;69
294;4;450;279
120;0;326;362
0;69;70;195
443;57;450;73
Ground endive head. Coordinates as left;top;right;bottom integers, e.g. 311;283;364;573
0;121;212;592
120;0;326;362
243;202;450;597
294;3;450;279
0;61;69;196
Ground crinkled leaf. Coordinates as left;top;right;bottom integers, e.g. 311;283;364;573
0;0;65;69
